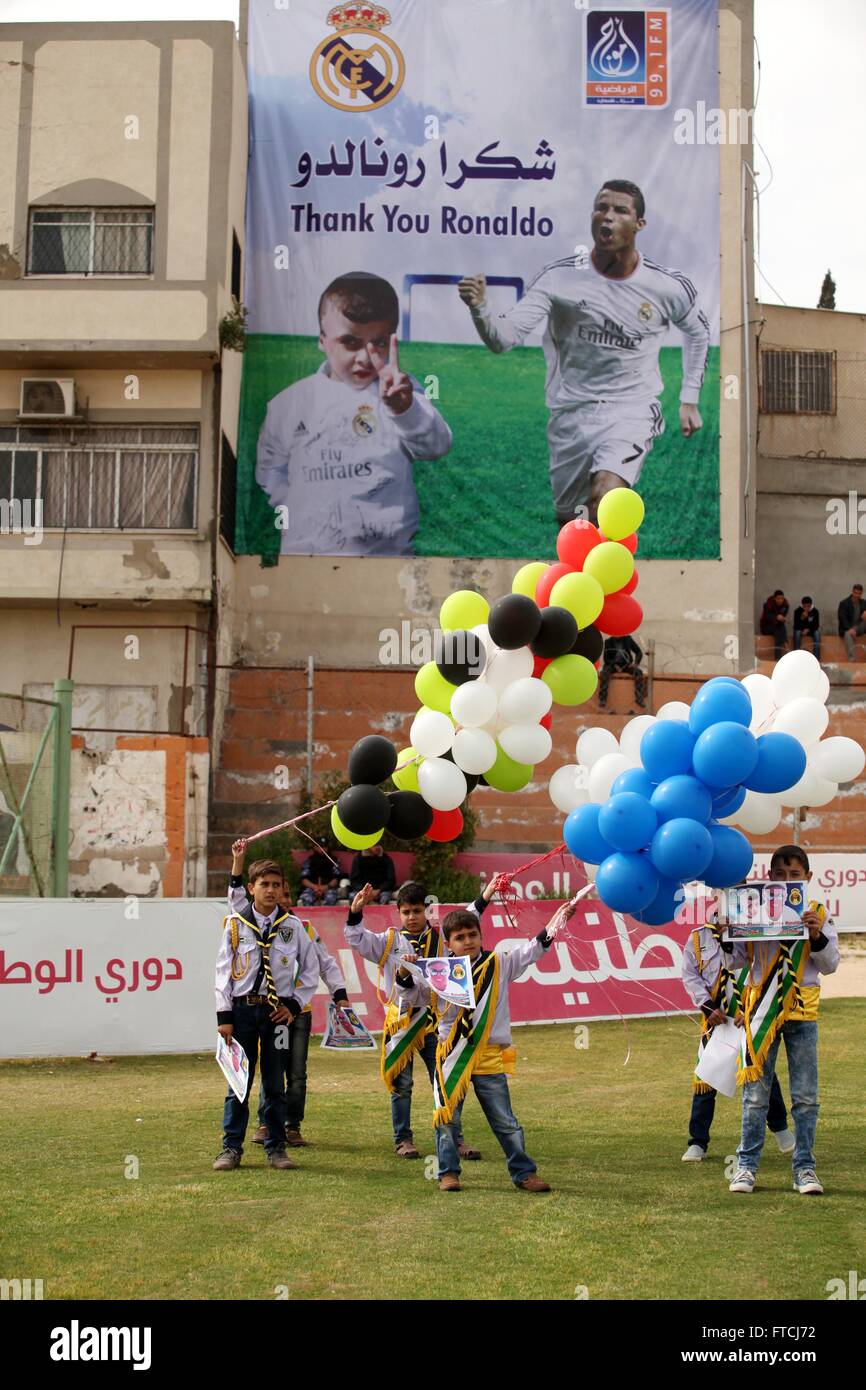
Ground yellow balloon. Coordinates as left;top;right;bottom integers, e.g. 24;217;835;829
597;487;645;541
549;572;604;628
392;746;422;793
541;654;599;706
331;805;384;850
415;663;458;714
485;744;533;792
583;540;635;595
439;589;489;632
511;562;548;600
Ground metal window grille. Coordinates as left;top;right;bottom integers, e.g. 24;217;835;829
760;349;836;414
27;207;154;275
219;433;237;552
0;424;198;530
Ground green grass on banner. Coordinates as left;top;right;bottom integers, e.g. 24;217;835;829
235;338;720;561
1;1004;861;1301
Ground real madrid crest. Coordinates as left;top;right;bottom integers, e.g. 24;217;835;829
353;403;376;437
310;6;405;113
638;301;652;322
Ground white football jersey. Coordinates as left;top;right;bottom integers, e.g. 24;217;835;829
470;253;711;410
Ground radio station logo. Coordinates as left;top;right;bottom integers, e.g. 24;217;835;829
584;9;670;108
310;5;405;113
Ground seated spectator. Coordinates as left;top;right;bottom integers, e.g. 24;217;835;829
349;843;396;904
792;596;821;663
297;842;340;907
759;589;789;660
837;583;866;662
598;635;646;712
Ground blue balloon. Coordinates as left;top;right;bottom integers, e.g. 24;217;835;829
692;722;759;788
563;803;613;865
651;775;713;825
650;817;714;880
712;785;747;817
702;824;754;888
611;767;656;800
689;678;752;737
741;732;808;794
596;851;660;915
640;720;695;782
633;877;685;925
598;792;658;853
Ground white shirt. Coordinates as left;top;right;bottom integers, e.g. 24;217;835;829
469;253;710;409
227;883;346;999
256;362;452;556
215;901;320;1016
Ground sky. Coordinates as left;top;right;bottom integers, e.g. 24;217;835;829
1;0;864;313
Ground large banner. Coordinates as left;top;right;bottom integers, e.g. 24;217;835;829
237;0;720;562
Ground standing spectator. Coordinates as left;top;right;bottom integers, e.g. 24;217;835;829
598;635;646;712
792;596;821;663
837;583;866;662
298;843;340;907
759;590;789;660
349;843;396;904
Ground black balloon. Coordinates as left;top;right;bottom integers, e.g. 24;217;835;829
435;629;484;685
386;790;434;840
348;735;398;786
337;784;390;835
531;605;578;658
571;625;604;663
487;593;542;650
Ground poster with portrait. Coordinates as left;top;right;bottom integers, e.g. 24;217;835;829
405;954;476;1009
719;881;808;943
238;0;720;561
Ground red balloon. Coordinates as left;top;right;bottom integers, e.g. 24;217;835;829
556;519;601;569
535;561;573;608
620;566;639;596
597;592;643;637
539;711;552;731
619;532;639;554
532;654;552;678
426;807;464;842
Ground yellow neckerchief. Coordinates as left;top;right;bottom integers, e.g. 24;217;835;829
224;905;293;1007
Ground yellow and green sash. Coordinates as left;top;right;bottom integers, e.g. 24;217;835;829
692;929;748;1094
737;936;811;1084
380;921;443;1093
433;951;500;1127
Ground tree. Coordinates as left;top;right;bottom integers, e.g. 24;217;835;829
818;270;836;310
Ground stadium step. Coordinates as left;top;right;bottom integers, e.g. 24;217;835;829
754;633;865;664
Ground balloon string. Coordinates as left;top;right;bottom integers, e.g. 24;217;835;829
244;799;337;844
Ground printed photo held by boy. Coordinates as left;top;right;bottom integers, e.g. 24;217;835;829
256;271;452;556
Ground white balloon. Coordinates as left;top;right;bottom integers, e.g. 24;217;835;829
724;789;782;834
809;736;866;784
619;714;656;762
771;697;829;746
470;624;500;675
499;723;552;765
576;726;619;768
771;649;824;706
409;708;454;758
588;752;632;803
815;669;831;704
741;672;776;732
452;727;497;775
657;700;691;721
802;774;838;807
548;764;590;814
418;757;467;812
451;681;498;729
482;646;534;692
498;676;553;724
779;765;821;809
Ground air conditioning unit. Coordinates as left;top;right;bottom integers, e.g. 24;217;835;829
19;378;77;418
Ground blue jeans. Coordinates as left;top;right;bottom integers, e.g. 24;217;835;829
298;887;338;906
689;1072;788;1151
437;1073;535;1184
257;1009;313;1130
392;1031;464;1147
738;1020;819;1174
221;1003;287;1155
793;628;821;662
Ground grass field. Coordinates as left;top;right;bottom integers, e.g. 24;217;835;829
2;1004;862;1302
235;336;720;562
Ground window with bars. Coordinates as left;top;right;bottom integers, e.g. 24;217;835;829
27;207;154;276
760;349;836;414
0;424;198;530
219;433;237;552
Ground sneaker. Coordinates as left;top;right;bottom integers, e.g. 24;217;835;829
251;1125;267;1145
774;1128;795;1154
285;1128;308;1148
729;1168;756;1193
438;1173;461;1192
267;1148;299;1171
681;1144;705;1162
395;1140;420;1159
793;1169;823;1195
213;1148;241;1171
516;1174;551;1193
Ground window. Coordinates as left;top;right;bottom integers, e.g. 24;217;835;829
231;231;242;301
0;424;198;530
219;433;237;552
760;349;836;414
27;207;154;276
